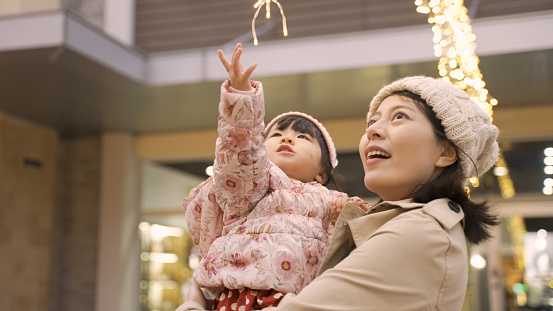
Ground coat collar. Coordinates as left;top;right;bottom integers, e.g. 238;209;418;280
318;198;465;276
342;198;464;249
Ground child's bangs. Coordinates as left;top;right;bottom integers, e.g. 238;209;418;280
275;116;318;138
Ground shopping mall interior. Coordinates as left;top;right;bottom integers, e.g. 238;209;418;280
1;0;553;310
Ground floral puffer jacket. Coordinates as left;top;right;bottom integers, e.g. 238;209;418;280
183;80;348;298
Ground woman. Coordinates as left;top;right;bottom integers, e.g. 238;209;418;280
178;75;500;311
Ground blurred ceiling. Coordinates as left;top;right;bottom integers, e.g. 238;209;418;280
135;0;553;52
0;46;552;137
1;1;552;137
1;0;552;138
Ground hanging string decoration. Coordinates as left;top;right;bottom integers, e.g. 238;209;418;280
415;0;514;198
252;0;288;45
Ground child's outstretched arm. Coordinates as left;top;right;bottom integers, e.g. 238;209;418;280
211;43;270;224
218;43;257;91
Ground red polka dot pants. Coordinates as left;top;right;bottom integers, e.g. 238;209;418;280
215;288;284;311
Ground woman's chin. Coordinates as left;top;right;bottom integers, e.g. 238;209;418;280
363;178;379;196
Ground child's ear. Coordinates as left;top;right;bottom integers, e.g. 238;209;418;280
435;141;458;168
315;171;329;185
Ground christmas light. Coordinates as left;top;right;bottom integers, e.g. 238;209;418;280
416;0;496;118
416;0;515;197
252;0;288;45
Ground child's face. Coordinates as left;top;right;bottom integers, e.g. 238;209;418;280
359;95;453;201
265;126;326;183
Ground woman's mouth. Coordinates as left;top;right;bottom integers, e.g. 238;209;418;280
366;150;391;159
363;146;391;165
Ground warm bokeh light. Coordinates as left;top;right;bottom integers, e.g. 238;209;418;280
545;148;553;195
493;166;509;176
148;252;179;263
470;254;486;269
151;224;185;238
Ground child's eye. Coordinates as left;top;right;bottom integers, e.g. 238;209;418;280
270;133;282;138
367;119;376;127
297;134;309;140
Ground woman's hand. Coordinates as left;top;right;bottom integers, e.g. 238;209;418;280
218;43;257;91
184;279;208;309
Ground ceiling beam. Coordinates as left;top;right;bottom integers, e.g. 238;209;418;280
2;10;553;87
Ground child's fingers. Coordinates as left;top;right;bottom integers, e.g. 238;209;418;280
231;44;243;73
349;196;371;212
331;197;347;210
359;202;371;212
243;62;258;79
217;50;231;73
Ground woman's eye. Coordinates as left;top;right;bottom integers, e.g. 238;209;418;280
393;112;406;120
367;120;376;127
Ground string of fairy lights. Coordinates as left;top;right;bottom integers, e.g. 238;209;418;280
252;0;288;45
415;0;514;198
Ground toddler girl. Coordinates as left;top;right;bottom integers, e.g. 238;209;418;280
183;43;367;310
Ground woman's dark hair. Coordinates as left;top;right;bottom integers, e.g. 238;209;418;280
392;90;499;244
265;115;341;189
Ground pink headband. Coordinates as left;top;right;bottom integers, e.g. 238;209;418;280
265;111;337;168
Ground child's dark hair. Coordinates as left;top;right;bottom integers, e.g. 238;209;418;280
392;90;499;245
265;115;341;189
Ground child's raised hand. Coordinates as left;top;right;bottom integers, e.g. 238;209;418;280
218;43;257;91
349;196;372;212
331;196;372;218
331;196;349;215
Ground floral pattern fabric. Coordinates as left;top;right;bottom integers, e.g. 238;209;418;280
183;80;348;298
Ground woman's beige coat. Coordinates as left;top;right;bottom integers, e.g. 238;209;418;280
179;198;469;311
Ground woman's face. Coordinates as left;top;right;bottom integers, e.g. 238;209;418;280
358;95;454;201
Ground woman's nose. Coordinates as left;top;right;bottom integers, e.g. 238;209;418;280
366;122;383;139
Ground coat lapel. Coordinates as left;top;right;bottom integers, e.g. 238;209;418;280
317;200;423;276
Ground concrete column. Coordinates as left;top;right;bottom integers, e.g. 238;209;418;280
0;112;58;310
95;132;140;311
104;0;135;45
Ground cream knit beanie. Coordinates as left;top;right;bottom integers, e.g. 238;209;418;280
265;111;337;168
369;76;499;179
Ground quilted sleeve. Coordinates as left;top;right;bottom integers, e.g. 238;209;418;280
212;80;270;226
183;178;224;256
